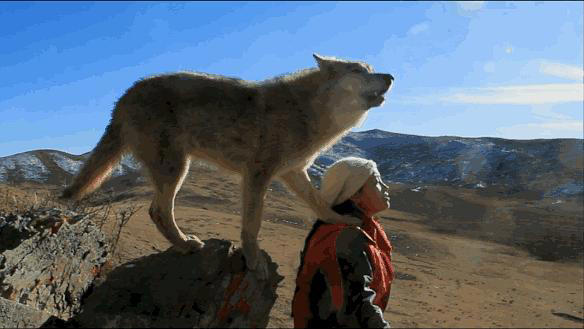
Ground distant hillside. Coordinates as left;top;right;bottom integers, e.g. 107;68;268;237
312;129;583;200
0;150;142;188
1;129;582;200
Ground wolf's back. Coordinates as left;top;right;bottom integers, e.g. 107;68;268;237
60;122;125;201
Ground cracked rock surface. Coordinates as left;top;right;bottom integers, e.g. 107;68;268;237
0;208;110;320
0;296;53;328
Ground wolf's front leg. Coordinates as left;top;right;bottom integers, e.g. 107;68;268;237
280;170;361;225
240;169;271;280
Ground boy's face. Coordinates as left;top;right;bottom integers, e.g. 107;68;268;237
351;174;390;216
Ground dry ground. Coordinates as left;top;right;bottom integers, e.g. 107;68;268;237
2;165;583;328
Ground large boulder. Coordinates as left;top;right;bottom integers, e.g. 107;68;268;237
0;208;283;328
47;239;283;328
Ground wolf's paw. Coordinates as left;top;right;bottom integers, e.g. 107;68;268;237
242;242;269;280
173;235;205;254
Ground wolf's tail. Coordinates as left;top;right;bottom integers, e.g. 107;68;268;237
60;121;126;201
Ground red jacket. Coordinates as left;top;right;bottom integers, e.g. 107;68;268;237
292;215;394;328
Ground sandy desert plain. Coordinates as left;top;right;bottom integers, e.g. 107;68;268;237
2;161;583;329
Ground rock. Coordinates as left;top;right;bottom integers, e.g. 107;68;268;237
0;296;53;328
0;208;88;253
0;207;283;328
0;208;111;320
395;272;417;281
44;239;284;328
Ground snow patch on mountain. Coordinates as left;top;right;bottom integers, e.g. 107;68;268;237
455;141;495;181
49;152;142;177
50;152;84;175
111;154;142;177
0;154;49;182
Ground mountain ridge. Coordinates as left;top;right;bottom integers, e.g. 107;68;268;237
1;129;582;199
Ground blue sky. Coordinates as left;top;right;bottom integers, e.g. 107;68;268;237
0;1;582;157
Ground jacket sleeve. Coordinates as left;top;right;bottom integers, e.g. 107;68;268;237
335;227;390;328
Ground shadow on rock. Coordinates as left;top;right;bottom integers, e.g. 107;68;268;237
42;239;284;328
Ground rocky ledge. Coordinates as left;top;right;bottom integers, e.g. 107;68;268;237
0;208;283;328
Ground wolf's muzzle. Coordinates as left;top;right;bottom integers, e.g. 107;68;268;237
364;73;393;107
378;73;394;90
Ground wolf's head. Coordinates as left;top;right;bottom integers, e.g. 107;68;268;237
313;53;393;110
310;54;393;130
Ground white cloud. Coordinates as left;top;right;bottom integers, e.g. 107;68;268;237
531;105;572;121
442;83;583;105
408;22;430;36
456;1;485;11
496;120;583;139
539;61;584;81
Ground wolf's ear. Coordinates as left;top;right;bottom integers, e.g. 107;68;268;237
313;53;329;68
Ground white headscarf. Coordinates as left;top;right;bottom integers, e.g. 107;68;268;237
320;157;381;207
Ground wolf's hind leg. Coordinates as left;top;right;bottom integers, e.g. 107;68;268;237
146;152;204;252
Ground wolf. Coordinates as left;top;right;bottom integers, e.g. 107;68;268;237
60;54;393;277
